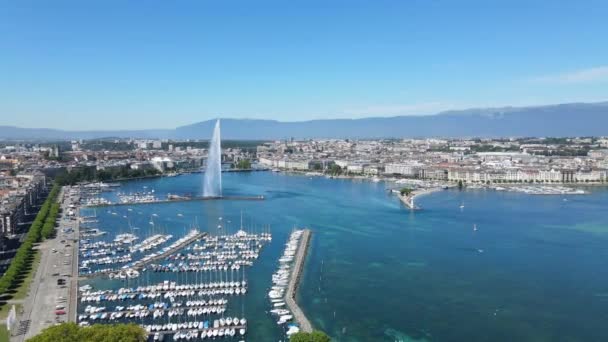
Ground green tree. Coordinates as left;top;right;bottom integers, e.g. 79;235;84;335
0;183;60;294
399;187;413;196
235;159;252;169
27;322;146;342
328;164;342;175
290;330;331;342
27;321;80;342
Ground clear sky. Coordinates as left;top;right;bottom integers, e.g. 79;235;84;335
1;0;607;130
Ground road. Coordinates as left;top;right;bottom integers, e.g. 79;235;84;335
11;186;80;341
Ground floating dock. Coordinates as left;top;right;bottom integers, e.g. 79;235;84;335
79;304;228;320
129;231;207;270
80;231;207;278
284;229;313;333
151;325;247;339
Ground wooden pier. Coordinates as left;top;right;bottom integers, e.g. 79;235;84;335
284;229;313;332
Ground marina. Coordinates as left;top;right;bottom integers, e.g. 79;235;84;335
74;164;279;341
70;138;281;340
76;221;267;341
496;185;587;195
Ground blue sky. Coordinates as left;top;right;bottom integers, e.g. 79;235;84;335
1;0;607;130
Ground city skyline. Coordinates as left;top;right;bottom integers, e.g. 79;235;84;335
1;1;607;130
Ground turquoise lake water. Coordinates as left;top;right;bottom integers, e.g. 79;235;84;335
80;172;608;341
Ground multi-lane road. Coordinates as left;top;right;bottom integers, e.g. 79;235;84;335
12;187;79;341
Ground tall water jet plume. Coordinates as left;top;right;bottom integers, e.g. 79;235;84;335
203;119;222;197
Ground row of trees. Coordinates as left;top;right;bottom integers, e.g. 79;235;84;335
28;322;146;342
0;184;60;294
42;200;61;239
55;166;160;186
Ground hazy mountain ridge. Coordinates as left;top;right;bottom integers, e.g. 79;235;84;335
0;126;172;140
1;102;607;140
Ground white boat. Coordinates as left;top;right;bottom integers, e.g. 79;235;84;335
278;314;293;324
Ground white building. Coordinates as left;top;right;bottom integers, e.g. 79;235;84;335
284;160;310;170
347;164;363;173
385;163;421;176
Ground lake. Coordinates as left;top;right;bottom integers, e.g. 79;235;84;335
80;172;608;341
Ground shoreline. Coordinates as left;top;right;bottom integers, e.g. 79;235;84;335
273;169;608;187
284;229;313;333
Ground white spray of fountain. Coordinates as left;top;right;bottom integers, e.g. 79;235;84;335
203;119;222;197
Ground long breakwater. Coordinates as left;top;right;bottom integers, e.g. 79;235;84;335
286;229;313;332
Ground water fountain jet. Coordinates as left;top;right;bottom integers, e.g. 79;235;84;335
203;119;222;197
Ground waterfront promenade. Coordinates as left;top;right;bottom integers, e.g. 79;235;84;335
284;229;313;333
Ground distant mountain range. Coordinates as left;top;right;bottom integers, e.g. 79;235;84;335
1;101;607;140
